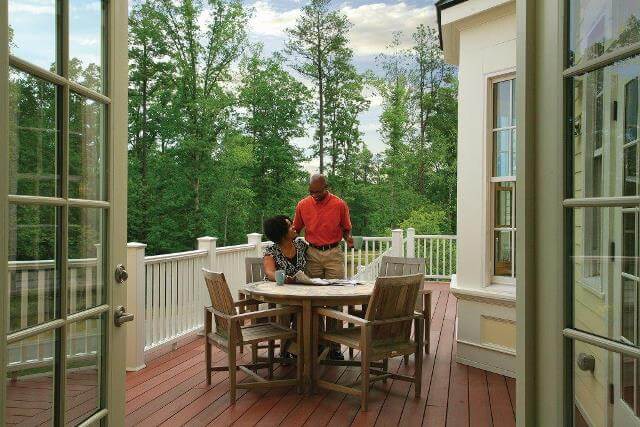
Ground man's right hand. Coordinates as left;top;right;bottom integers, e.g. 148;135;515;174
345;235;354;249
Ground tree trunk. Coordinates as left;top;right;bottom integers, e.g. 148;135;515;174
316;13;324;174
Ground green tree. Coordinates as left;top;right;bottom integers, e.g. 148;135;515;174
285;0;352;174
147;0;249;239
238;49;310;230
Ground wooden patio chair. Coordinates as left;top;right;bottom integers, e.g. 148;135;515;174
313;274;424;411
237;257;279;363
348;256;431;359
203;269;302;403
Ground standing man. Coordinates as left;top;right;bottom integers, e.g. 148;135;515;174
293;174;353;360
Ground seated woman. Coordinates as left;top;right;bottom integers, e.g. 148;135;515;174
263;215;308;283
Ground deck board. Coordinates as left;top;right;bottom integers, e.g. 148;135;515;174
468;367;493;427
122;282;516;427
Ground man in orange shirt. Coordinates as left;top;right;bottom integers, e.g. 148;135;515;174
293;174;353;360
293;174;354;279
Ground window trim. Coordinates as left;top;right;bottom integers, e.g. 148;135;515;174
486;71;517;286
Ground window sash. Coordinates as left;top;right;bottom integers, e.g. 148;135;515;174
490;77;516;282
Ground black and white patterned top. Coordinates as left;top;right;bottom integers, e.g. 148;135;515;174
263;239;308;277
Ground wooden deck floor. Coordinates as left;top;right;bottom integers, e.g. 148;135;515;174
125;283;516;426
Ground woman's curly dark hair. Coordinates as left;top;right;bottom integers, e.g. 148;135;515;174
263;215;291;244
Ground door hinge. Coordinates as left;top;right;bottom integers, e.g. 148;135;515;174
609;383;614;405
613;100;618;121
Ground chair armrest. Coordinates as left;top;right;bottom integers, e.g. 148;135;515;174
232;306;300;323
315;307;368;326
371;314;423;326
205;306;233;319
234;299;262;308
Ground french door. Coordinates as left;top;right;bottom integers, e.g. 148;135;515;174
1;0;128;425
564;1;640;425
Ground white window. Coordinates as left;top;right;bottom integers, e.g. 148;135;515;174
490;77;516;284
582;67;604;285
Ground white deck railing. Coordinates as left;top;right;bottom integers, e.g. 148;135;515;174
412;234;457;280
6;229;456;372
345;229;457;282
143;249;209;351
125;234;265;370
7;258;102;373
343;237;392;279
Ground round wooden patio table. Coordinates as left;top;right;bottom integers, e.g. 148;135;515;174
242;281;374;393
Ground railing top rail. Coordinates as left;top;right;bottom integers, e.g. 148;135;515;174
414;235;457;240
8;258;98;270
216;243;256;254
145;249;208;264
362;236;392;242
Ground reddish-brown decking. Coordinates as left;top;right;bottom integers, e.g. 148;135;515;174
125;282;516;426
6;368;100;425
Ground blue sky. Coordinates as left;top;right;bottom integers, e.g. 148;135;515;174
9;0;103;73
9;0;438;162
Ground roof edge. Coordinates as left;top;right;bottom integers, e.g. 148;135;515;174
435;0;470;50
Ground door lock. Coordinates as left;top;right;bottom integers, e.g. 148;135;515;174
115;264;128;284
114;306;134;327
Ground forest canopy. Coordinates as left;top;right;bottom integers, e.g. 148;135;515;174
127;0;458;254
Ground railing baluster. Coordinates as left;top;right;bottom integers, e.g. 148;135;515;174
153;263;160;346
449;239;453;276
430;239;434;275
178;259;183;334
191;257;197;329
145;264;151;347
19;271;28;337
85;266;92;354
37;270;45;325
423;237;427;259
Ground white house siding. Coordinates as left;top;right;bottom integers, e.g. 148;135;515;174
441;0;517;378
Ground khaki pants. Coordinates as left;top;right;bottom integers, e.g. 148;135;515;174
305;246;344;353
305;246;344;279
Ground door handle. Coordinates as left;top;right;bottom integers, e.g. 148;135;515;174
115;264;128;284
114;306;134;327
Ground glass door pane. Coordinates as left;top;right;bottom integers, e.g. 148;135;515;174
3;0;123;425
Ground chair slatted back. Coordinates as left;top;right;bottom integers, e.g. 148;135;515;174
379;257;425;309
245;257;265;284
364;274;423;344
203;269;242;340
379;256;425;277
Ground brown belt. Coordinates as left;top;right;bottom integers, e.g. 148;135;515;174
308;241;341;251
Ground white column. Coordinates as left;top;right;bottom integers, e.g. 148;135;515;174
126;242;146;372
247;233;263;257
391;229;404;257
406;228;416;258
197;237;217;305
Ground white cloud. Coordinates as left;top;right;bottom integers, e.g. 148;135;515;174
341;2;437;56
249;1;301;37
70;36;99;47
363;84;383;107
9;0;55;16
246;1;436;56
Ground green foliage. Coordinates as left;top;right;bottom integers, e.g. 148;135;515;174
400;207;449;235
125;1;459;254
238;49;310;231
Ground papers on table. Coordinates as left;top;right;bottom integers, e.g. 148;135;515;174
293;271;329;285
292;271;364;286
